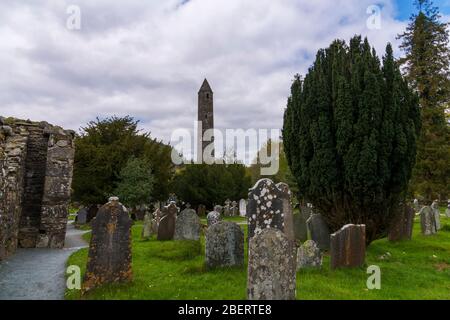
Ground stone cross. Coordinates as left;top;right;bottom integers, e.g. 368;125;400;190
330;224;366;269
388;205;415;241
247;179;292;240
205;221;244;268
157;202;178;241
307;213;330;250
297;240;322;269
174;208;201;241
82;197;132;292
247;228;296;300
420;206;437;235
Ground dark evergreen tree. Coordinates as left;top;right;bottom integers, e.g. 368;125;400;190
398;0;450;201
283;36;420;244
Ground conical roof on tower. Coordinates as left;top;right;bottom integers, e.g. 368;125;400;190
198;78;213;93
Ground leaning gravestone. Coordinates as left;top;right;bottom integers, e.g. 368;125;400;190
82;197;132;292
247;179;291;239
330;224;366;269
174;209;201;241
247;228;296;300
76;208;88;225
420;206;437;235
206;210;221;226
239;199;247;217
297;240;322;269
307;213;330;250
388;205;415;241
205;221;244;268
157;202;178;241
431;201;441;230
141;212;153;239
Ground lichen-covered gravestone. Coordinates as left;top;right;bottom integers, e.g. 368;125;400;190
82;197;132;292
157;202;178;241
388;205;415;241
431;201;441;230
174;208;201;241
141;212;153;239
420;206;437;235
247;179;292;240
205;221;244;268
247;228;296;300
307;213;330;250
297;240;322;269
330;224;366;269
206;210;221;226
76;208;88;225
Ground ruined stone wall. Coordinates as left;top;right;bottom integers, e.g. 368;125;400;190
0;117;75;260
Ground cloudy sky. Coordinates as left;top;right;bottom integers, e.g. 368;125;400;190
1;0;449;161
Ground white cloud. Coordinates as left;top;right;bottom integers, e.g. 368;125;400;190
0;0;408;160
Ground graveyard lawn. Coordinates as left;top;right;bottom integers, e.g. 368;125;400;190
66;215;450;300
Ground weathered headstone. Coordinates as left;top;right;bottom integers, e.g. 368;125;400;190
431;201;441;230
223;199;232;217
231;201;239;216
330;224;366;269
297;240;322;269
205;221;244;268
197;204;206;217
307;213;330;250
247;179;291;239
141;212;153;239
388;205;415;241
277;183;295;242
239;199;247;217
420;206;437;235
214;205;223;214
82;197;132;292
247;228;296;300
206;210;221;226
157;202;178;241
76;208;88;225
174;209;201;241
293;214;308;243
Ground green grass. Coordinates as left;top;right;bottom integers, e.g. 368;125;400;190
65;215;450;300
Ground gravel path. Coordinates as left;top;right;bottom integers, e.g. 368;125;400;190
0;222;88;300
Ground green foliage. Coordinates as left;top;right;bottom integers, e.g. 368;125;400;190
398;0;450;201
72;116;174;205
171;163;251;209
283;36;420;244
114;157;154;208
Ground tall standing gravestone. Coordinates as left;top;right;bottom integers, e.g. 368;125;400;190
431;201;441;230
205;221;244;268
420;206;437;235
141;212;153;239
388;205;415;241
330;224;366;269
157;202;178;241
307;213;330;250
247;179;291;239
239;199;247;217
82;197;132;292
446;200;450;218
247;228;296;300
174;209;201;241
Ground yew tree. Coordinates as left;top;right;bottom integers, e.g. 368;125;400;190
283;36;421;244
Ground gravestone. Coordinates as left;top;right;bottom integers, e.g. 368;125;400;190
388;205;415;241
151;208;160;234
223;199;232;217
446;200;450;218
197;204;206;217
297;240;322;269
205;221;244;268
420;206;437;235
231;201;239;216
174;209;201;241
76;208;88;225
293;214;308;243
277;183;295;242
157;202;178;241
87;204;99;223
141;212;153;239
413;199;420;212
82;197;132;292
330;224;366;269
247;228;296;300
239;199;247;217
214;205;223;215
431;201;441;230
206;211;221;226
307;213;330;250
247;179;291;239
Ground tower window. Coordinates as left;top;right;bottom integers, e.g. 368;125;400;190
206;93;210;99
205;114;208;119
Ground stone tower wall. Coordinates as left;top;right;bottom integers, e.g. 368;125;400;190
197;79;214;162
